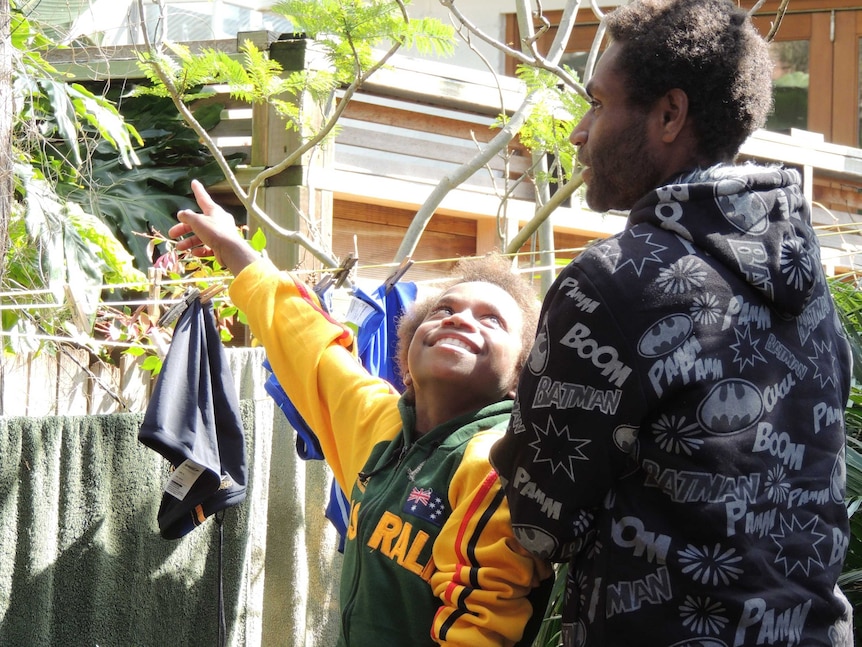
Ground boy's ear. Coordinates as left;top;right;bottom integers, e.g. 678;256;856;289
403;373;412;387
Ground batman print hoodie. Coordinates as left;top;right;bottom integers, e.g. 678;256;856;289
491;164;855;647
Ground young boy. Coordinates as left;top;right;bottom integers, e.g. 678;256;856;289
170;180;552;646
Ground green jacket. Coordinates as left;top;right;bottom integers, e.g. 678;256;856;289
230;259;551;646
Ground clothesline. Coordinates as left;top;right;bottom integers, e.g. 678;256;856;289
2;232;862;312
0;330;161;352
0;247;587;307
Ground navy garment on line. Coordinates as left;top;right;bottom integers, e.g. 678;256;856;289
139;298;248;540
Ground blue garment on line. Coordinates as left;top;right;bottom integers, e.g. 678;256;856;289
351;281;418;393
264;280;417;551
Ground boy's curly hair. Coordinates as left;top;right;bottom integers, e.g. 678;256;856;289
394;254;541;404
605;0;773;162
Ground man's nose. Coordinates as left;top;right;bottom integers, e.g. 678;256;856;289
571;118;589;148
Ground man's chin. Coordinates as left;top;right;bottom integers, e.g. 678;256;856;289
584;187;611;213
585;185;637;213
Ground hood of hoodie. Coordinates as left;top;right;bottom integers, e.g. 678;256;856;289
626;164;821;317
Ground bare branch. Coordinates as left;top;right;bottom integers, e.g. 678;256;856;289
394;88;545;262
763;0;791;42
505;172;584;253
536;0;583;65
139;1;417;269
247;38;405;204
440;0;586;95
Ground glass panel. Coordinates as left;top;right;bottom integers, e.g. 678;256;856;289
559;51;590;85
766;40;809;134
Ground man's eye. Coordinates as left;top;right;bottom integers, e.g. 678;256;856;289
589;99;601;111
483;314;503;327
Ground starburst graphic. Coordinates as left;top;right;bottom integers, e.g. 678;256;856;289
655;257;708;295
677;543;744;586
529;417;591;481
770;514;826;576
729;325;766;372
780;237;813;291
808;339;840;389
764;465;791;503
651;414;704;455
571;508;594;537
601;229;668;277
679;596;729;636
570;567;589;609
690;292;722;325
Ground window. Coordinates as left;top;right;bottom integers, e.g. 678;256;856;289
767;40;809;134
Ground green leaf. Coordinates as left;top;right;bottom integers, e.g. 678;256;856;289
67;83;143;168
250;227;267;252
41;79;82;167
141;354;163;375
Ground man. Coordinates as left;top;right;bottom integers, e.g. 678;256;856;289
490;1;855;645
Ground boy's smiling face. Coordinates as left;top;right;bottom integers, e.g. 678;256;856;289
407;281;525;408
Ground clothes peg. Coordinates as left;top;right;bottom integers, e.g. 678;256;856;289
157;287;200;328
333;253;358;289
383;257;414;294
199;283;226;305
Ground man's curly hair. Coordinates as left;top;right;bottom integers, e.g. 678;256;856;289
604;0;773;162
394;254;540;405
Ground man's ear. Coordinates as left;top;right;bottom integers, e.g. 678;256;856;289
658;88;689;143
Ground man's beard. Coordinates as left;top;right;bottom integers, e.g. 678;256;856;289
582;112;662;213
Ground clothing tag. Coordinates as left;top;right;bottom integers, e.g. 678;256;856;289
165;459;206;500
344;296;377;329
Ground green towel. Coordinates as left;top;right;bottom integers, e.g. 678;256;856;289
0;403;257;647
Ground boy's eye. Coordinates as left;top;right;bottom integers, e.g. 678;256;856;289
589;99;601;111
482;314;503;328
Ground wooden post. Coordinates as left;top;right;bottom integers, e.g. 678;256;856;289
250;36;334;272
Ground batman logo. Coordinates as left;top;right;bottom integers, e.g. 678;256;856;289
637;314;693;358
715;178;770;234
832;445;847;504
513;524;558;560
613;425;638;454
614;425;641;478
697;379;763;435
527;321;550;375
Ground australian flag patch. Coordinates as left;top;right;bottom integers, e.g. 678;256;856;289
403;486;446;527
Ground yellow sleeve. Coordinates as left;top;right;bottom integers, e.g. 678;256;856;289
429;431;553;647
228;258;403;492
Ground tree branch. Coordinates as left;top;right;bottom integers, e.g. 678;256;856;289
506;172;583;253
394;88;544;261
440;0;586;96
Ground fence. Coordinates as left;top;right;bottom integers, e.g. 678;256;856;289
0;347;343;647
